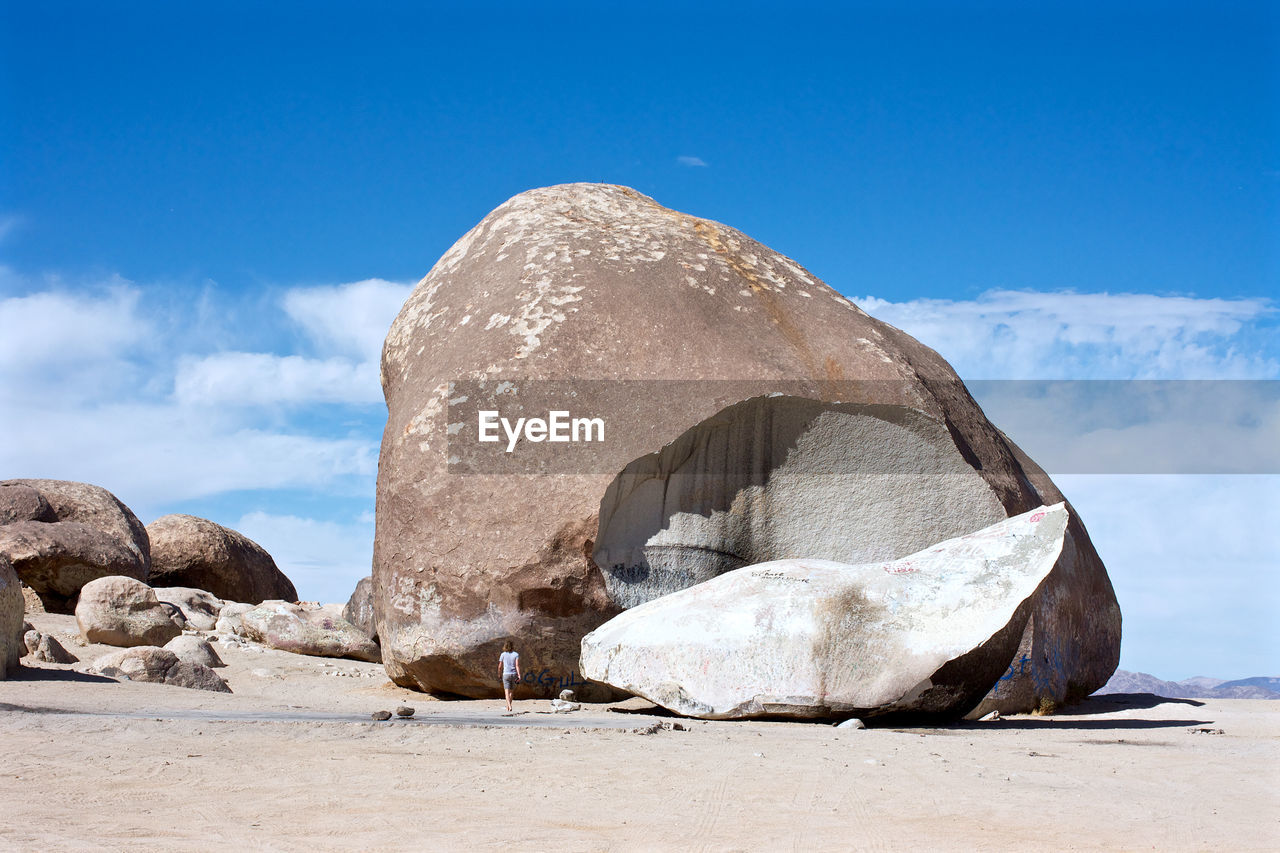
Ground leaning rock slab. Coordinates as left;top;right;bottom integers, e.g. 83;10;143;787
146;514;297;605
0;480;150;613
342;576;378;642
75;576;182;648
31;632;78;664
240;602;381;662
0;556;22;678
374;183;1120;702
88;646;231;693
581;505;1068;720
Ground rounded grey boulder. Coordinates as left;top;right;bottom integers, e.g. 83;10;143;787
146;514;297;605
164;634;225;668
75;575;182;648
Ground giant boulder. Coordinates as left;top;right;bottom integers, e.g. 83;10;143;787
374;183;1120;703
75;575;182;648
0;480;149;613
582;505;1067;720
146;514;296;605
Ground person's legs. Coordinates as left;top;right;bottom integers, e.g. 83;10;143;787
504;683;513;712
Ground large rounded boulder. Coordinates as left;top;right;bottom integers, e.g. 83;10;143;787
374;183;1121;704
75;575;182;648
146;514;297;605
0;479;150;613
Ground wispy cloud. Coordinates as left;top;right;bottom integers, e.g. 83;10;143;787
676;155;708;167
0;215;22;245
856;289;1278;379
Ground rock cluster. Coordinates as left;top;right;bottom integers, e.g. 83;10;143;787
88;646;231;693
373;182;1121;709
239;601;381;663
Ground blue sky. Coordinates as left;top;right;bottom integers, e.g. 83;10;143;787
1;1;1276;680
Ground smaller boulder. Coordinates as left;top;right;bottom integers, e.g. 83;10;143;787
88;646;231;693
24;629;42;655
165;660;232;692
214;602;255;637
371;710;392;721
164;635;225;668
395;706;415;718
75;576;182;648
33;633;78;664
342;576;378;642
240;601;380;662
153;587;225;631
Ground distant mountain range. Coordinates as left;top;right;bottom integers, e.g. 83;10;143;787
1097;671;1280;700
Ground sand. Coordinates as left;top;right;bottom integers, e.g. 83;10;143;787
2;611;1277;851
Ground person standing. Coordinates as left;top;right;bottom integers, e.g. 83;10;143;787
499;640;522;712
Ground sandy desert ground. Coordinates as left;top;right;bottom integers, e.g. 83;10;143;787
1;611;1277;852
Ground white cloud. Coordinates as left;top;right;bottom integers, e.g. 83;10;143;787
235;510;375;604
971;380;1280;475
283;278;412;362
0;216;21;244
168;278;414;408
0;278;147;372
856;289;1278;379
174;352;381;406
676;155;708;167
0;275;402;515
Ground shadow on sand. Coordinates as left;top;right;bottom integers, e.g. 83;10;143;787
6;664;117;685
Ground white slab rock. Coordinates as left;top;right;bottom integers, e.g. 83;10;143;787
581;504;1068;720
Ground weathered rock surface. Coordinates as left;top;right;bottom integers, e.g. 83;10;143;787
75;576;182;648
240;601;381;662
374;183;1120;703
342;576;378;642
594;395;1007;609
1;556;22;678
0;480;150;613
88;646;231;692
164;634;225;668
214;601;254;637
153;587;225;632
582;505;1069;720
146;514;296;605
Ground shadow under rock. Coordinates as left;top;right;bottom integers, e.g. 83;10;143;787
4;664;117;684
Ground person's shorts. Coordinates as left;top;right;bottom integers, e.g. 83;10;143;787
502;672;519;690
